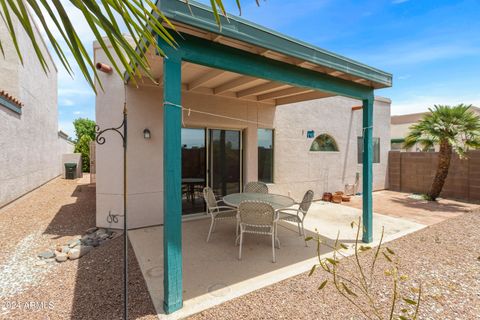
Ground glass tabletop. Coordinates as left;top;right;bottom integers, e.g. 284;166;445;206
223;193;295;210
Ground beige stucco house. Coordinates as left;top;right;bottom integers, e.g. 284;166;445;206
391;107;480;151
94;38;391;230
94;0;393;313
0;9;74;207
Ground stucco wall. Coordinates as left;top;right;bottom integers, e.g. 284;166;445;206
95;45;391;229
0;11;72;207
269;96;390;201
95;81;275;229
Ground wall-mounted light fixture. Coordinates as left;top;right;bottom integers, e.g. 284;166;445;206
143;128;151;140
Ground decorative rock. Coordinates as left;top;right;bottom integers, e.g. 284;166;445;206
68;239;81;248
55;251;68;262
38;251;55;259
99;233;109;240
61;246;71;254
68;245;92;260
96;228;107;236
86;227;98;234
91;239;100;247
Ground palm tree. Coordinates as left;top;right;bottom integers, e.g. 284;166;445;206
0;0;245;92
404;104;480;200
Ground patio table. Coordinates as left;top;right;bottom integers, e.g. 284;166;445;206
223;192;295;210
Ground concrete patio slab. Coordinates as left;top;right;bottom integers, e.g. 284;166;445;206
128;201;424;320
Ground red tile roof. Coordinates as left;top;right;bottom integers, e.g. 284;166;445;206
0;90;23;107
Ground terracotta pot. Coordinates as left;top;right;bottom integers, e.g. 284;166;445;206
334;191;344;196
322;192;332;202
341;195;351;202
332;194;343;204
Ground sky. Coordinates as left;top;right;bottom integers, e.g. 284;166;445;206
51;0;480;138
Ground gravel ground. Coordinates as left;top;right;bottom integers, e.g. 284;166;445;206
0;176;157;320
190;210;480;320
2;176;479;319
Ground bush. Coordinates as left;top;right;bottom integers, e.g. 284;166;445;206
75;135;93;172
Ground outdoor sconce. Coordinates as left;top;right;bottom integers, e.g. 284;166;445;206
143;128;151;140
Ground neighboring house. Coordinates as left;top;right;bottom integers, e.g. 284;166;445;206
391;107;480;151
94;0;392;314
0;10;74;207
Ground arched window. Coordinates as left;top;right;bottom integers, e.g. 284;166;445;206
310;134;339;151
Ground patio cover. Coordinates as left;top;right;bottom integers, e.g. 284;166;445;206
130;0;392;313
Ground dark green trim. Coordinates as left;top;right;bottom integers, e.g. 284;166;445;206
391;138;405;143
158;0;392;88
160;33;373;100
0;96;22;114
162;47;183;314
362;98;374;243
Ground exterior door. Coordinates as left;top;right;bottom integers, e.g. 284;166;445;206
181;128;206;215
209;129;242;198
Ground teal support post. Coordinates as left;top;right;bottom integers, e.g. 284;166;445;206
362;97;374;243
162;52;183;313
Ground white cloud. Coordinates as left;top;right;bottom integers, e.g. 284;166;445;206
362;41;480;67
392;94;480;115
62;99;75;107
73;111;83;115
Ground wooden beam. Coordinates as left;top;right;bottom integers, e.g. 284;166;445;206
328;70;344;77
236;82;287;98
362;97;374;243
257;87;312;101
162;33;372;100
187;69;225;90
162;48;183;314
352;105;363;111
275;91;333;105
213;76;257;94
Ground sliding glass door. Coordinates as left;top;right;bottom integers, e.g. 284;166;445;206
181;128;242;215
209;129;242;198
181;128;206;215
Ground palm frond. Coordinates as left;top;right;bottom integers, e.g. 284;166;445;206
0;0;237;93
403;104;480;156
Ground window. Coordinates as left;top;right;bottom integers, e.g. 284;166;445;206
258;129;273;183
357;137;380;164
310;134;339;152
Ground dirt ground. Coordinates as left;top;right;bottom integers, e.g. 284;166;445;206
343;190;479;225
0;176;157;320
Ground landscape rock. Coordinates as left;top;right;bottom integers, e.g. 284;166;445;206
96;228;107;236
38;251;55;259
55;251;68;262
68;245;92;260
99;233;109;240
86;227;98;234
68;239;81;248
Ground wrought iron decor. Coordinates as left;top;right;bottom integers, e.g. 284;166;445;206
95;103;128;320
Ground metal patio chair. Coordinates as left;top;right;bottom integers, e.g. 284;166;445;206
237;200;279;263
244;181;269;193
278;190;314;246
203;187;238;242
